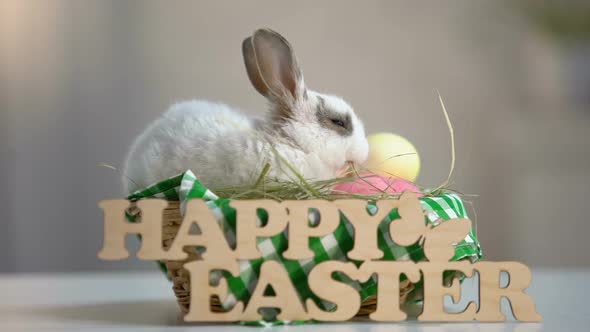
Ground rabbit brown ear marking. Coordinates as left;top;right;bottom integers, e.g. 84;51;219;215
249;28;305;103
242;36;269;96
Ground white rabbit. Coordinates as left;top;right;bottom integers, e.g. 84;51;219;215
123;28;369;193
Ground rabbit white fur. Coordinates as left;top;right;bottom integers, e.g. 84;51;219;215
123;29;369;193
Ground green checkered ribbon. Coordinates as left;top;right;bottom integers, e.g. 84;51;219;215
127;170;482;325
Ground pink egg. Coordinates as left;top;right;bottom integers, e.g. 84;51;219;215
333;173;422;196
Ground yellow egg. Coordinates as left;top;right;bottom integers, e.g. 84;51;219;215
364;133;420;182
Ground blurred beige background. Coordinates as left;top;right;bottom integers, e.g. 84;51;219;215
1;0;589;272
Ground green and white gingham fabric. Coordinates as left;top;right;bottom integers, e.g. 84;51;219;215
127;170;482;324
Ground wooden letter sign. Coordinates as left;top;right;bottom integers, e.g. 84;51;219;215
98;192;542;323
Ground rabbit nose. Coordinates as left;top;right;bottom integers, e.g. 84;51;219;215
346;141;369;167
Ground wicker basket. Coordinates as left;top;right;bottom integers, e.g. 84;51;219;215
139;201;414;318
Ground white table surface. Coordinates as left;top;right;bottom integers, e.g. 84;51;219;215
0;269;588;331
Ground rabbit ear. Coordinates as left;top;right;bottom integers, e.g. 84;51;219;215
242;29;305;103
242;36;269;97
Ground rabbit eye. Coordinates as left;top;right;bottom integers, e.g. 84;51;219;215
316;100;353;136
330;118;345;127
